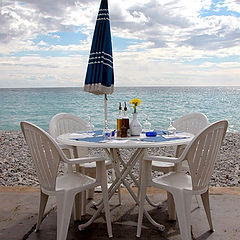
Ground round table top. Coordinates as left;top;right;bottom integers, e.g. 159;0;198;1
57;132;194;149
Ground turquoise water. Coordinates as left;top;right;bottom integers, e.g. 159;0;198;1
0;87;239;132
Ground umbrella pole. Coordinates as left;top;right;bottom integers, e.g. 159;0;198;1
104;94;108;129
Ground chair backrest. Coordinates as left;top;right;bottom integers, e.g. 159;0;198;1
21;121;66;192
173;112;210;135
182;120;228;192
49;113;88;139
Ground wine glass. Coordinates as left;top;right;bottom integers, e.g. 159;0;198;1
143;114;151;132
167;117;176;135
103;120;111;140
87;115;94;134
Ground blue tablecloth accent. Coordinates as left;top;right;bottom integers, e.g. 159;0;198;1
154;129;181;135
70;130;187;143
71;136;105;142
154;129;170;135
76;130;103;136
140;135;187;142
93;130;103;136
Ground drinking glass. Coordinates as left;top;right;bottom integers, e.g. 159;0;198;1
103;120;111;140
167;117;176;135
143;114;151;132
87;115;94;134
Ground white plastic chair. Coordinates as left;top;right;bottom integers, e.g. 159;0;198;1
152;112;210;173
137;120;228;240
150;113;210;214
49;113;121;197
21;121;112;240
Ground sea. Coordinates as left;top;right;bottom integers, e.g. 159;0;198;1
0;87;239;133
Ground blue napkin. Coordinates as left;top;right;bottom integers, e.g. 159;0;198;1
140;135;187;142
154;129;170;135
76;130;103;136
154;129;182;135
93;130;103;136
70;130;117;143
72;136;105;143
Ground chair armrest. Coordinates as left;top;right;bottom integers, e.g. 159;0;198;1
144;155;182;164
57;143;74;150
63;156;106;165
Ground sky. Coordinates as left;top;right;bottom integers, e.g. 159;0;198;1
0;0;240;88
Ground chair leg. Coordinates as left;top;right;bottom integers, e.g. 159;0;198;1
81;191;86;216
167;192;176;220
56;192;75;240
73;192;82;221
84;170;95;199
201;190;214;231
173;190;192;240
78;167;88;215
194;194;200;209
87;188;95;199
36;190;49;231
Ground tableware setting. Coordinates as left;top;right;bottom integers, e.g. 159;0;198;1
66;103;191;144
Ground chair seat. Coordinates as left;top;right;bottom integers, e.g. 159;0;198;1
152;172;192;191
56;172;96;191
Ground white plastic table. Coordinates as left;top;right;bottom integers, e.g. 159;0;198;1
57;132;193;231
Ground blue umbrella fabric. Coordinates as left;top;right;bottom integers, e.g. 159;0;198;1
84;0;114;95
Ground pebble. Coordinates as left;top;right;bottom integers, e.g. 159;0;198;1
0;131;239;187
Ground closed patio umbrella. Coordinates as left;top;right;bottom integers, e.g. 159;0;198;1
84;0;114;128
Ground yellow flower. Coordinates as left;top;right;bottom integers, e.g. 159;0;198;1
129;98;141;113
129;98;141;106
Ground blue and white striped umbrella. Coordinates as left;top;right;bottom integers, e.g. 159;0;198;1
84;0;114;95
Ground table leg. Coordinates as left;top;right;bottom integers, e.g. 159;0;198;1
79;148;144;230
109;148;165;229
78;148;165;231
72;146;84;220
115;150;161;208
111;149;122;204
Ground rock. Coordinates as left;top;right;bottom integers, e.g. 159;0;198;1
0;131;239;187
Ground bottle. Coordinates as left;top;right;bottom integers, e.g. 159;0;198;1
117;102;122;137
121;102;130;137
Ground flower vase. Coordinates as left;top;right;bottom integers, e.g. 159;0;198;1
130;113;142;136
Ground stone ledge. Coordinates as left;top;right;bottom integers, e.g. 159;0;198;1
1;186;239;195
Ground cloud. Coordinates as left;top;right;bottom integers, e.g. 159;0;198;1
114;49;240;87
0;55;88;87
1;0;240;52
220;0;240;13
0;0;240;87
110;0;240;51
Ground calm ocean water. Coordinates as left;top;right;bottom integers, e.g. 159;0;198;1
0;87;239;132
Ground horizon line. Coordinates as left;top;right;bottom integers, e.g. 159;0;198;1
0;85;240;89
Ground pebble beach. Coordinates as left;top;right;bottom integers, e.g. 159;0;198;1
0;131;239;187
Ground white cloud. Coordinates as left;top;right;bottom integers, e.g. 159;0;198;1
37;40;48;46
220;0;240;13
0;55;88;88
1;0;239;52
0;0;240;87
